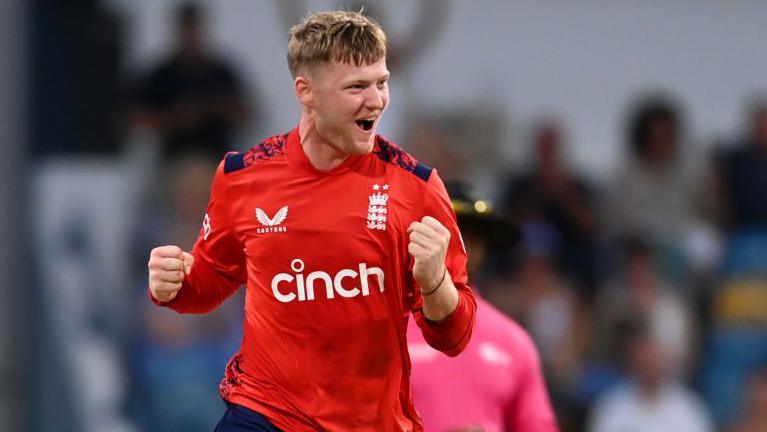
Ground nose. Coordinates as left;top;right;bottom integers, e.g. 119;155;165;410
364;85;386;111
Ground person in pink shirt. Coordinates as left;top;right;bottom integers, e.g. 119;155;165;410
407;182;559;432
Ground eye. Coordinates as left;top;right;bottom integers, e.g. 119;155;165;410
377;80;388;89
349;83;366;90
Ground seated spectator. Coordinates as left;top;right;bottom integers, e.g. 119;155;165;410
407;182;558;432
131;2;251;160
500;119;598;295
588;321;713;432
609;95;699;245
717;99;767;231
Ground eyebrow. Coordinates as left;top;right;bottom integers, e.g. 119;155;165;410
346;73;390;86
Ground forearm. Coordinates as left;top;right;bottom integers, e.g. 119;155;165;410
421;268;459;322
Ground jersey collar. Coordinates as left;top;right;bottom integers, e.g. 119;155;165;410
286;126;368;176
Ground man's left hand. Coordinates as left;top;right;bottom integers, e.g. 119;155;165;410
408;216;450;291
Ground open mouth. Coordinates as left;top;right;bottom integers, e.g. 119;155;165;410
355;119;375;132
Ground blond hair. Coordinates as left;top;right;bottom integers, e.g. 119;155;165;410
287;10;387;78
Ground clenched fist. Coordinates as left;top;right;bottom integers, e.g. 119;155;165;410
408;216;450;292
148;245;194;302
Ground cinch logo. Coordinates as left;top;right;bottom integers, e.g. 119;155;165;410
271;259;385;303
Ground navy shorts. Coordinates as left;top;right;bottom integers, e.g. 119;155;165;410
214;403;283;432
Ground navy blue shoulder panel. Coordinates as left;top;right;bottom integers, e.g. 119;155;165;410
222;133;289;174
413;162;433;182
224;152;245;173
372;136;433;182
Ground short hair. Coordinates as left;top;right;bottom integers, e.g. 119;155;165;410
287;10;387;78
626;95;682;158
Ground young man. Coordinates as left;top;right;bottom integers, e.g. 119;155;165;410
147;11;476;432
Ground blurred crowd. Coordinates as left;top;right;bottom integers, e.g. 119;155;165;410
419;96;767;432
22;1;767;432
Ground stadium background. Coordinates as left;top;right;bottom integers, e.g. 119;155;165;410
1;0;767;430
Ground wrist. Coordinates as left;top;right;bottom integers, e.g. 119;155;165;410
420;266;447;296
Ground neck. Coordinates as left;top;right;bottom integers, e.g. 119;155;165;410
299;112;350;172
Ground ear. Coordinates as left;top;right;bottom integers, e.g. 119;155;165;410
294;75;313;107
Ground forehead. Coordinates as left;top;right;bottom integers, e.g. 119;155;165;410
311;59;389;84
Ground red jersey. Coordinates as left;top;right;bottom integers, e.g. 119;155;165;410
151;128;476;431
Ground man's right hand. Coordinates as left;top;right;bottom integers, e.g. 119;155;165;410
148;245;194;302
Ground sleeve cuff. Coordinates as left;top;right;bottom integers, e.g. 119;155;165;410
422;290;465;327
417;289;475;356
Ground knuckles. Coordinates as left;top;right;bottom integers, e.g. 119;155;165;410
150;245;181;259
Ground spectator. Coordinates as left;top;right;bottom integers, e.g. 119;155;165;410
609;96;698;244
407;182;558;432
718;99;767;230
132;2;251;160
500;119;598;295
589;321;713;432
